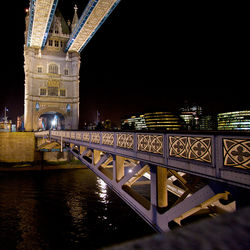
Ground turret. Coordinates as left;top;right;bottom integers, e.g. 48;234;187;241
71;4;79;32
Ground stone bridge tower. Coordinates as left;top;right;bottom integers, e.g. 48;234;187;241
24;8;80;131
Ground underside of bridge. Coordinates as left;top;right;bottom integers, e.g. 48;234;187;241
68;145;236;231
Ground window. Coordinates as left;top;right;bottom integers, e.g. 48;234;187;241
54;40;59;47
60;89;66;96
48;64;59;74
61;41;63;47
48;87;58;96
49;40;53;46
40;88;46;96
37;66;42;73
64;69;69;75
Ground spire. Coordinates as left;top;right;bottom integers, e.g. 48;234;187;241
71;4;79;32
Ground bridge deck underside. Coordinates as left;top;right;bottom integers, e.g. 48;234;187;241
66;0;121;53
27;0;58;48
68;145;234;232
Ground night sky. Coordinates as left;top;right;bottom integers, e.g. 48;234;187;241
0;1;248;127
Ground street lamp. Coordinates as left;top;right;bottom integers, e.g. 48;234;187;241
4;107;8;123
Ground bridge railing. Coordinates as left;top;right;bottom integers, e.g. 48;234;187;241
35;130;250;188
34;130;49;138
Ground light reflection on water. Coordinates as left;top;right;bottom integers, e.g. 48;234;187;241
0;169;154;249
97;177;108;204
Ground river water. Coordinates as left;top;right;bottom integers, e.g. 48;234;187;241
0;169;154;249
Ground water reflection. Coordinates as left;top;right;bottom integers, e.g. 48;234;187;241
96;177;108;205
0;169;154;249
66;193;86;223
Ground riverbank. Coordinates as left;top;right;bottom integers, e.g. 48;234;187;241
0;160;87;172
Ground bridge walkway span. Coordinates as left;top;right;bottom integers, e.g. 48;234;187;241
35;130;250;232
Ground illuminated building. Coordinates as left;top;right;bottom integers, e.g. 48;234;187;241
200;115;217;130
132;115;147;130
122;115;147;130
180;105;202;130
217;111;250;130
24;7;80;131
144;112;181;130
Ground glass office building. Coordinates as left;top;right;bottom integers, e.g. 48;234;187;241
121;115;147;130
217;111;250;130
144;112;181;130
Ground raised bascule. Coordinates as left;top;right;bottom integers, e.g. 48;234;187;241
24;0;121;131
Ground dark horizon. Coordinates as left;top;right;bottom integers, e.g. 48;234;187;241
0;1;248;126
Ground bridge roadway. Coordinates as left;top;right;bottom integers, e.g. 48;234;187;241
35;130;250;232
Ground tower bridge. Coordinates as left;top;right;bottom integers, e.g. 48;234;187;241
35;130;250;232
24;0;121;131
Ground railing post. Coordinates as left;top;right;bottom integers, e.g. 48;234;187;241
89;131;92;144
114;132;117;149
100;131;103;145
164;134;168;164
215;135;223;179
134;132;137;152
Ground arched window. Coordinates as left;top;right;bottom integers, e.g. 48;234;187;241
48;64;59;74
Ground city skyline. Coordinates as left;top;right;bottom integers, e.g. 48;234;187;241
0;1;248;126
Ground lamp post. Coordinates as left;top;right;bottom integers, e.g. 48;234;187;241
4;107;8;123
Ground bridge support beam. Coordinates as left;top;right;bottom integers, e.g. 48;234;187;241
115;155;125;182
93;149;101;165
157;166;168;208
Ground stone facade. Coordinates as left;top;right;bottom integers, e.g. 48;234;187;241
24;9;80;131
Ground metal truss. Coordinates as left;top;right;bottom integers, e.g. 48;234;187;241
67;143;233;232
65;0;121;53
27;0;58;49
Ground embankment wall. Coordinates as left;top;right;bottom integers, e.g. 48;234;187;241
0;132;35;162
0;132;72;163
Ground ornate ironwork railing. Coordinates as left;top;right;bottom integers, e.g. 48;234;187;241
35;130;250;188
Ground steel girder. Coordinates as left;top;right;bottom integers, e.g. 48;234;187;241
27;0;58;49
66;143;233;232
65;0;121;53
